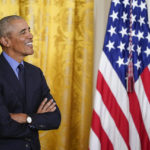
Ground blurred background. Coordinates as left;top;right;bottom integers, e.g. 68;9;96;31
0;0;149;150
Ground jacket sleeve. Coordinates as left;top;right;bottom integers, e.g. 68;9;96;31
0;93;34;138
28;69;61;130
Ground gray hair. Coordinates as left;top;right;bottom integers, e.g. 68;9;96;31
0;15;23;37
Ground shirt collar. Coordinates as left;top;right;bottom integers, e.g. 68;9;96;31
2;51;24;72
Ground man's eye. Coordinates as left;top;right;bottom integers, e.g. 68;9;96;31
22;31;25;34
20;30;26;34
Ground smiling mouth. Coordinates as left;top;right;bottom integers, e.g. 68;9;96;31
26;42;33;48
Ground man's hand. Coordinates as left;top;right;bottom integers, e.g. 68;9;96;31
37;98;56;114
10;98;56;123
10;113;27;124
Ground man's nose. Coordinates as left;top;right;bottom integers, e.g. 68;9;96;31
27;31;33;39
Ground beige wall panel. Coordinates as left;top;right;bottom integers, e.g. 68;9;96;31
93;0;110;98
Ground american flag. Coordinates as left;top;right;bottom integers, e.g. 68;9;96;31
89;0;150;150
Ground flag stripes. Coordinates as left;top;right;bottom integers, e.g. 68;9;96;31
89;0;150;149
141;68;150;102
97;70;130;150
128;92;150;150
89;129;101;150
89;52;150;150
94;90;128;150
129;117;141;150
135;78;150;139
91;110;113;150
99;53;129;119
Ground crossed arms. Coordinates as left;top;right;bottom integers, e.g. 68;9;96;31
0;69;61;138
10;98;57;124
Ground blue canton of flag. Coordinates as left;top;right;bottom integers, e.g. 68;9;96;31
103;0;150;88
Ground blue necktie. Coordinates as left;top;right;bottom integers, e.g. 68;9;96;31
18;64;26;112
18;64;25;92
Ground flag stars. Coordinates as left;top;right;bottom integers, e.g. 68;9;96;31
125;58;130;65
132;0;138;9
106;41;115;51
104;0;149;81
144;47;150;57
127;44;135;52
121;12;128;23
138;16;145;26
112;0;120;6
137;31;144;41
132;15;136;23
123;0;130;8
110;11;118;21
140;1;146;11
137;46;141;55
118;42;125;52
135;60;141;70
146;33;150;42
132;30;136;37
116;57;125;67
120;27;128;38
108;26;116;36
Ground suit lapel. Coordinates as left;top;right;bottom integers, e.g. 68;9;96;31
24;63;33;113
0;54;23;97
0;53;37;113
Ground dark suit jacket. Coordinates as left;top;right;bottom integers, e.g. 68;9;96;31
0;53;61;150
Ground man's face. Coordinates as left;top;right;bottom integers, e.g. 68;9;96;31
7;19;34;58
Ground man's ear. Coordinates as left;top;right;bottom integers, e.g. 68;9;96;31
0;37;11;47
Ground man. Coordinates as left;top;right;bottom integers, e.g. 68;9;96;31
0;15;61;150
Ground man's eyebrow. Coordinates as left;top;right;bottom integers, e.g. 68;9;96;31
19;28;26;33
19;27;30;33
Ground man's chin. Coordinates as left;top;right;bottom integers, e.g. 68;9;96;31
24;50;34;56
